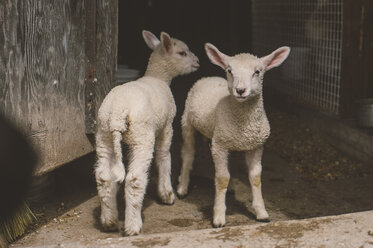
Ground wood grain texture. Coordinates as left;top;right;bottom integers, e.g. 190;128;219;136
84;0;97;134
95;0;118;113
362;0;373;98
0;0;118;175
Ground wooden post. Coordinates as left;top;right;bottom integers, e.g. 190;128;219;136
84;0;97;134
340;0;372;117
362;0;373;99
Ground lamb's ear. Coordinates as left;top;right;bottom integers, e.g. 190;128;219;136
160;32;173;53
261;46;291;71
142;30;160;50
205;43;230;70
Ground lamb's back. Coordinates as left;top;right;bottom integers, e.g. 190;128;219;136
98;76;175;134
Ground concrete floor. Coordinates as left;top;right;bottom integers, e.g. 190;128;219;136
14;211;373;248
11;107;373;247
12;147;373;247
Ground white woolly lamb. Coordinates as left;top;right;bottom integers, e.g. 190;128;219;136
177;43;290;227
95;30;199;236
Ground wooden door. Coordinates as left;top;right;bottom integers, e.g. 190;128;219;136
0;0;118;175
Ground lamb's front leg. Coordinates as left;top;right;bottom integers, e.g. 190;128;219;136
124;137;155;236
211;141;229;227
246;147;269;222
155;123;175;204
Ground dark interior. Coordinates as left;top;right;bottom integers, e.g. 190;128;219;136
118;0;252;137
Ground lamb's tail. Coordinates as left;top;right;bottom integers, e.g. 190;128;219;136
109;110;129;163
112;130;123;162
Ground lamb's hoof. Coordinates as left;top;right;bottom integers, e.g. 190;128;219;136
101;213;119;232
101;221;119;232
177;192;188;199
255;209;269;222
213;222;225;228
159;191;175;205
176;185;188;199
213;216;226;228
256;217;270;223
124;226;141;236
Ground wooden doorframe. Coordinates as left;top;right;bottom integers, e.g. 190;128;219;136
85;0;97;134
340;0;373;117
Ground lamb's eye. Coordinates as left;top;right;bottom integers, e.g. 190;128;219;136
254;70;260;76
226;69;232;74
178;51;187;56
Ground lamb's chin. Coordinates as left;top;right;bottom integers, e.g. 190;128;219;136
235;96;249;102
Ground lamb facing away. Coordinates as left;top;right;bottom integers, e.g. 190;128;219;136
177;43;290;227
95;30;199;236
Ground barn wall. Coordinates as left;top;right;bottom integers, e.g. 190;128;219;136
0;0;117;175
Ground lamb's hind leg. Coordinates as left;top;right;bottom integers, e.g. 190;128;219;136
177;120;195;197
124;136;155;236
155;123;175;204
95;131;122;231
245;147;269;221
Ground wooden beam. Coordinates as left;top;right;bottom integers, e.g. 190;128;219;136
84;0;97;134
362;0;373;98
340;0;365;117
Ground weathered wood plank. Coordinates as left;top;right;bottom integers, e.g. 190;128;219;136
84;0;97;134
362;0;373;98
0;0;118;175
95;0;118;112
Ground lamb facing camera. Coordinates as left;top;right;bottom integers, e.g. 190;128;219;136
177;43;290;227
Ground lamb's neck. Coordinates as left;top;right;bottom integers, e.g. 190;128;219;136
144;55;177;86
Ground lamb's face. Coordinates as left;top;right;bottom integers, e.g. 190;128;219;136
205;43;290;103
169;39;200;75
226;55;264;102
142;31;199;76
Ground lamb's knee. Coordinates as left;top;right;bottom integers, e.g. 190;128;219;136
250;173;261;187
215;176;229;191
125;173;147;200
249;166;262;187
95;164;111;183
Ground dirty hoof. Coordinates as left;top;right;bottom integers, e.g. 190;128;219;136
101;212;119;232
101;222;119;232
213;215;226;228
124;227;141;236
176;185;189;198
159;191;175;205
176;191;188;199
212;222;225;228
256;218;270;223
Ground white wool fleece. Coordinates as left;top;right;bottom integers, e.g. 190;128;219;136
178;43;290;228
95;30;199;236
183;76;270;151
98;76;176;140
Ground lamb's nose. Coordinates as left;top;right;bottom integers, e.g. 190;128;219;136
236;88;246;95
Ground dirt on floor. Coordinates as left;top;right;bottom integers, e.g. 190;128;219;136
14;107;373;246
265;107;369;181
